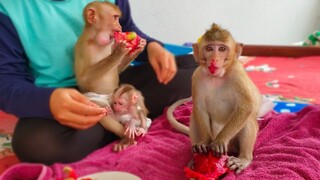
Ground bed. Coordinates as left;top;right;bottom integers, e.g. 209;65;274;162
0;45;320;179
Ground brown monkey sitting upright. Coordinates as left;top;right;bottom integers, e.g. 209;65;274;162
74;1;146;151
75;1;146;94
167;23;261;174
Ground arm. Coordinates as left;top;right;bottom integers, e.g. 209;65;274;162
0;12;107;129
139;110;147;130
0;12;54;118
133;109;147;137
216;65;257;141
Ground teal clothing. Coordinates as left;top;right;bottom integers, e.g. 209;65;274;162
0;0;114;87
0;0;159;118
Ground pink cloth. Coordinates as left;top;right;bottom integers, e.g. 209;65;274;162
224;105;320;180
1;104;320;180
0;163;53;180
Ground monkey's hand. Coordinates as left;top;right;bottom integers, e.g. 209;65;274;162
210;139;228;157
114;32;145;54
136;38;147;51
192;143;209;154
127;38;146;58
112;41;131;59
118;38;146;72
136;127;147;137
124;120;137;140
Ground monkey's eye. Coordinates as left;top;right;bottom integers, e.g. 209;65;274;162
113;102;122;106
205;46;214;51
113;15;119;21
219;46;227;52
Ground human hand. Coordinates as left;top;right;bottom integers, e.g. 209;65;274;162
147;42;177;84
49;88;107;130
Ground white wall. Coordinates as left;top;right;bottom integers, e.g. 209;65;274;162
130;0;320;45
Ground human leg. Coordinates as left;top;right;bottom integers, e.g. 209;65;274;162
120;55;197;118
12;117;118;165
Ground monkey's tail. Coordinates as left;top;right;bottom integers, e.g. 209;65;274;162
166;97;192;136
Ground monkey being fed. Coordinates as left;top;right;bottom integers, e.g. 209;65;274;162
109;84;151;150
74;1;146;151
167;23;262;174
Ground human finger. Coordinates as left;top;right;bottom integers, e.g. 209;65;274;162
162;55;177;84
66;90;107;115
57;111;105;129
149;57;162;82
158;55;170;84
69;99;107;116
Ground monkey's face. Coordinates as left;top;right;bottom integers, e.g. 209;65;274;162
99;6;122;31
91;5;122;46
200;41;229;77
113;96;129;113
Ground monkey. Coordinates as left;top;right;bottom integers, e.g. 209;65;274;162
74;1;146;147
167;23;262;174
110;84;151;152
75;1;146;94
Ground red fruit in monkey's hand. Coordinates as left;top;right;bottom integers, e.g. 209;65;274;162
114;31;141;53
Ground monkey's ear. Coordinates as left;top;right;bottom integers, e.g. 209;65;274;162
132;93;139;104
86;8;97;24
235;43;244;58
192;43;200;63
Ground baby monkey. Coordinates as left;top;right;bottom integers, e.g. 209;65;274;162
74;1;146;151
110;84;151;151
167;23;261;174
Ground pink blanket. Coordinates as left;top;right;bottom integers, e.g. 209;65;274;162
1;104;320;180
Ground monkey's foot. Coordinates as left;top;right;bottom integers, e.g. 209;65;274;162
227;156;252;174
112;138;136;152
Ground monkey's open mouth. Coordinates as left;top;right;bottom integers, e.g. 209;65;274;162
208;62;218;74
